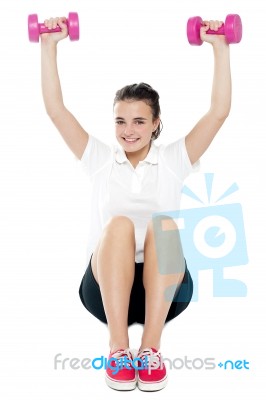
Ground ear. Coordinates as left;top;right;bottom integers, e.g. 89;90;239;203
153;118;161;131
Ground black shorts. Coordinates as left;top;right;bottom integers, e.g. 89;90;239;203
79;256;193;326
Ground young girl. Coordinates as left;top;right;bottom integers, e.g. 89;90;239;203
41;16;231;391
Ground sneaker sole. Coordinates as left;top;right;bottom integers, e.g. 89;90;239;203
138;376;168;391
105;375;137;391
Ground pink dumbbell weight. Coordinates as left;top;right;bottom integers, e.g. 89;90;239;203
187;14;242;45
28;12;79;42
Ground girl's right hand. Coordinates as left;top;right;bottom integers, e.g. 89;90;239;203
41;17;68;44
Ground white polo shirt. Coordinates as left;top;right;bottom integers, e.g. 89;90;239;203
81;135;199;263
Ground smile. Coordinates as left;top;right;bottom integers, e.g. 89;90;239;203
123;138;140;143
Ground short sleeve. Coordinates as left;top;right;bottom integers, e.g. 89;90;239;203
80;135;112;178
162;136;200;181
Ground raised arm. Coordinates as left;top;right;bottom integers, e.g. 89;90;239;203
185;19;231;165
41;17;89;160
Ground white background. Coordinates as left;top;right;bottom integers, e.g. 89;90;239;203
0;0;265;398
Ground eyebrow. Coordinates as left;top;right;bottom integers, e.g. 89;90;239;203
115;117;148;121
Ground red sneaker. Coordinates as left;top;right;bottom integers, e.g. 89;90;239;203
137;348;167;391
105;348;137;391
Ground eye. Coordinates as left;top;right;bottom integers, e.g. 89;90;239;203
115;120;125;125
135;120;145;125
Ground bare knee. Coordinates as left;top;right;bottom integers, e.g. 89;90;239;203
145;216;184;275
145;215;178;244
103;216;135;240
92;217;135;282
95;216;135;260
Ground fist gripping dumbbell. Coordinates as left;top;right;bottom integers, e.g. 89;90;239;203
187;14;242;45
28;12;79;42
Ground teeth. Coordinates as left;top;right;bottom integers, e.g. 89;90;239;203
124;138;138;142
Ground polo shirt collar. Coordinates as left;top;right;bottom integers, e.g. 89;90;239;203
115;142;159;165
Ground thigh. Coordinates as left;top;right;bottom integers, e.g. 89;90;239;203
79;255;107;324
90;241;101;283
165;262;194;323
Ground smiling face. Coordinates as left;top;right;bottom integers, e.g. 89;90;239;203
114;100;159;162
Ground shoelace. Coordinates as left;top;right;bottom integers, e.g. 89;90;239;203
111;348;133;361
137;348;161;369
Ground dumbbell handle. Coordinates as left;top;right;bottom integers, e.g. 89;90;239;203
205;24;225;36
38;21;69;35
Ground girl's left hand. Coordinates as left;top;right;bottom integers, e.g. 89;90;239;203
200;20;227;46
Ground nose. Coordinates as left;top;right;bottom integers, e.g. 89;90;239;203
123;124;135;136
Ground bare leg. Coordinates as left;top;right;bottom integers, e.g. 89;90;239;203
91;216;135;353
140;216;185;350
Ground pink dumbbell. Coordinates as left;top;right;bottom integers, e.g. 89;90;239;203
187;14;242;45
28;12;79;42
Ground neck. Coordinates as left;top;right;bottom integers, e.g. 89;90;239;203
125;142;151;168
